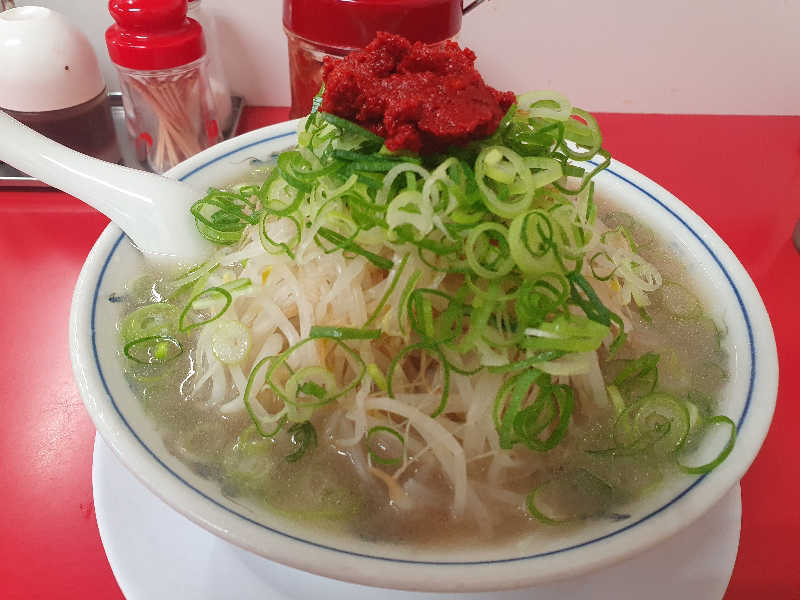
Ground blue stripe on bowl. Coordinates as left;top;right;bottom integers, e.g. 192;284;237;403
90;136;755;566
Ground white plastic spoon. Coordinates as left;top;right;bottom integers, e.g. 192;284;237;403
0;110;212;263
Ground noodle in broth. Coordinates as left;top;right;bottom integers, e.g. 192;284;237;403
117;85;734;547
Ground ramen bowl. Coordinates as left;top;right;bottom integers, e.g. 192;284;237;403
69;120;777;592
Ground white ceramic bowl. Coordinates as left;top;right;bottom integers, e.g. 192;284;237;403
70;120;778;592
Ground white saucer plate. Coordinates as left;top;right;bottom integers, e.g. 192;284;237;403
93;435;741;600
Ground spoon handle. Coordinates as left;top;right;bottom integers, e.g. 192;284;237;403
0;110;211;262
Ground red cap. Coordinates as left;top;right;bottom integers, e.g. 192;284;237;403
283;0;462;51
106;0;206;70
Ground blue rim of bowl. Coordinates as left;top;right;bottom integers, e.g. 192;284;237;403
90;130;755;566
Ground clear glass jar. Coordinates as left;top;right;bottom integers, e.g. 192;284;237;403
285;32;457;119
285;32;345;119
187;0;232;131
283;0;485;119
116;57;219;174
107;0;220;173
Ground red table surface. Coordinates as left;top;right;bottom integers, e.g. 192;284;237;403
1;108;798;600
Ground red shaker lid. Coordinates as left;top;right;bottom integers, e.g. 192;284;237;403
106;0;206;70
283;0;463;51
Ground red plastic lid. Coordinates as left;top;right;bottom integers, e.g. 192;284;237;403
106;0;206;70
283;0;463;51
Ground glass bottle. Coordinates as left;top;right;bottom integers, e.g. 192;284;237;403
187;0;233;131
106;0;220;174
282;0;488;119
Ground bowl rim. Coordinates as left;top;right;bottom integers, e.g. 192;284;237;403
69;120;778;591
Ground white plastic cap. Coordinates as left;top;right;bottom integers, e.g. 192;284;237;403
0;6;105;112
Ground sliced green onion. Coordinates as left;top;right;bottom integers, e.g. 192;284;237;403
120;303;179;342
517;90;573;121
567;271;612;326
123;335;183;365
475;146;534;218
259;213;301;258
211;319;250;364
231;424;274;459
261;176;306;217
316;226;393;270
493;369;542;449
554;149;610;196
611;352;660;399
525;156;563;188
568;271;627;354
513;391;557;441
464;222;515;280
179;286;232;331
386;190;434;238
591;392;689;457
508;210;562;278
451;281;501;354
522;383;573;451
560;108;602;160
308;84;324;117
242;356;287;438
487;350;565;374
285;421;318;462
607;400;668;455
309;326;381;340
163;261;219;298
218;277;253;297
406;288;465;344
526;469;612;525
277;151;316;193
266;337;366;408
524;314;609;353
283;366;338;409
366;426;405;465
397;269;422;334
190;188;258;245
677;415;736;474
367;363;388;392
589;251;618;281
317;111;384;148
343;155;405;173
515;272;570;327
607;385;625;415
363;254;409;329
634;393;691;455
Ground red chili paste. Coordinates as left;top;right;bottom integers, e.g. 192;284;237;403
320;32;515;155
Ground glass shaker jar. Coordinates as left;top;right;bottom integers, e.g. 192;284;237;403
187;0;233;131
283;0;488;119
106;0;220;174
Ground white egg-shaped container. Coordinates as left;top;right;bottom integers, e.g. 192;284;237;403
0;6;105;112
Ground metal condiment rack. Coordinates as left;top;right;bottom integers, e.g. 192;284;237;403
0;92;244;188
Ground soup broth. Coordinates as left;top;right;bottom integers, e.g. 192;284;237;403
118;196;728;548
